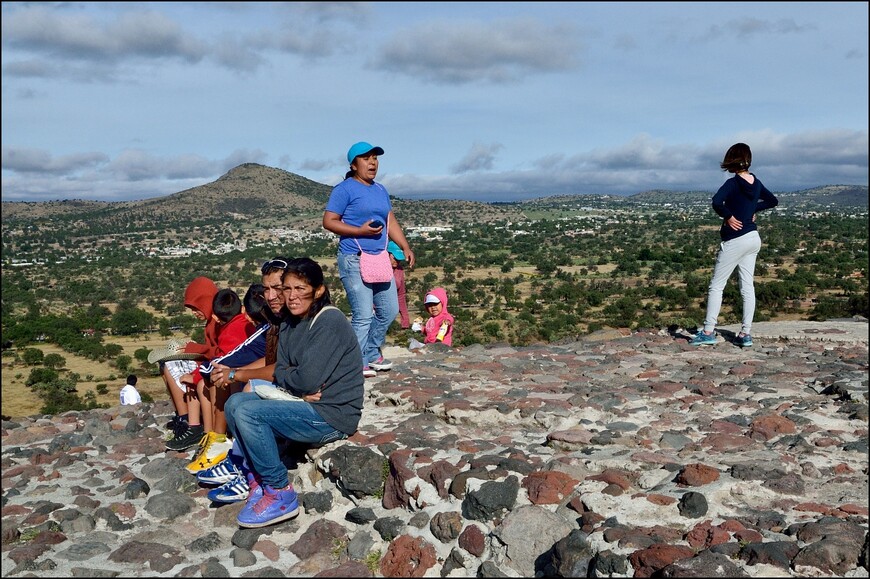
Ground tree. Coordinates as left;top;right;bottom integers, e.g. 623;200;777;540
111;301;155;336
42;353;66;369
23;347;45;366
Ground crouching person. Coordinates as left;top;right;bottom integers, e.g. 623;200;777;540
225;257;364;528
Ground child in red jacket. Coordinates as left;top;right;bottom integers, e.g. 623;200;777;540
162;276;220;451
180;288;254;474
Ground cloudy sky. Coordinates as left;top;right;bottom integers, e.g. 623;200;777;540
2;2;867;203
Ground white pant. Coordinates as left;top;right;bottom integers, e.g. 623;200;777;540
703;230;761;335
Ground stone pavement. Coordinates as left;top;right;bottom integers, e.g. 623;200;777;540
2;318;867;577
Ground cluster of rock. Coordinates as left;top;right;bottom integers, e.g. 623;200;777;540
2;322;868;577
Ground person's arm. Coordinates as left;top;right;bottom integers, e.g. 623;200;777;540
213;360;271;387
756;182;779;212
387;211;415;268
323;211;382;238
711;180;734;221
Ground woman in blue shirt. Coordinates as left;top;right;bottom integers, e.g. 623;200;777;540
322;142;415;377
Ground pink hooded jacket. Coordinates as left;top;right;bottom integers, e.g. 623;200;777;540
423;287;454;346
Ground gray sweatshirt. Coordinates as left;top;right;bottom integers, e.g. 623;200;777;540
274;307;364;435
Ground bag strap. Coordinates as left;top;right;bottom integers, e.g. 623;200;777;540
310;305;339;330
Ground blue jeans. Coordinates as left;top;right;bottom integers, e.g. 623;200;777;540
337;252;399;366
225;392;347;488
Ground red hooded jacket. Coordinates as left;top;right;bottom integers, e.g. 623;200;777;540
182;277;219;358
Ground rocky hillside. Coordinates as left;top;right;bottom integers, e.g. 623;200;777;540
2;321;867;577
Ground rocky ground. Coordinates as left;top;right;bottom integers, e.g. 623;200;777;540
2;320;868;578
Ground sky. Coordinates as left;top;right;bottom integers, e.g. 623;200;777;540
1;2;868;203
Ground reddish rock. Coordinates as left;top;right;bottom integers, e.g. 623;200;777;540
749;414;797;441
699;433;755;451
112;502;136;521
522;471;579;505
2;505;29;516
729;364;757;376
547;427;594;445
675;463;720;486
567;496;588;513
254;539;280;561
646;494;677;506
588;469;632;491
838;503;869;515
380;535;437;578
708;419;744;434
458;524;486;557
718;519;746;532
833;463;854;474
794;502;834;515
628;543;695;577
685;521;730;548
649;381;682;393
417;460;460;499
733;529;763;543
382;449;417;510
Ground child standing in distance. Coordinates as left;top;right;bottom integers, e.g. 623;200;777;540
388;241;410;329
422;287;454;347
181;288;254;474
690;143;778;348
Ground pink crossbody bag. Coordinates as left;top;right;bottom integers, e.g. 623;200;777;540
354;215;393;284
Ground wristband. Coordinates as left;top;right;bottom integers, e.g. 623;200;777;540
228;369;236;382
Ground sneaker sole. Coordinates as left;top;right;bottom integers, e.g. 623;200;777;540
165;438;203;451
186;451;229;474
370;364;392;371
208;489;249;503
237;505;299;528
197;467;242;485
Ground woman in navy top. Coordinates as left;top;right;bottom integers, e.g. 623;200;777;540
691;143;778;347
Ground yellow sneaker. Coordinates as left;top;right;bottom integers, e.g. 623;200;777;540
185;432;232;474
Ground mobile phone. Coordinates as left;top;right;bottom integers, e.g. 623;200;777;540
370;220;384;228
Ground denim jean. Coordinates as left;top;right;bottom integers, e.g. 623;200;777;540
703;230;762;335
337;252;399;366
225;392;347;488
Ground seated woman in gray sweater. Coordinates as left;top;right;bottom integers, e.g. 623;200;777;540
224;257;364;528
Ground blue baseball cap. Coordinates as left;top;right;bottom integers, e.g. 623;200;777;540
347;142;384;164
387;240;405;261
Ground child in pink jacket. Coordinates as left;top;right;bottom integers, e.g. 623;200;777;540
422;287;454;346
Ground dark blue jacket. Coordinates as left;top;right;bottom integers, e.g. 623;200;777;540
712;174;779;241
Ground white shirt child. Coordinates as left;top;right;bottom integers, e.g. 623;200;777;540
120;382;142;405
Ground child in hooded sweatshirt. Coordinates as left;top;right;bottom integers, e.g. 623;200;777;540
422;287;455;347
182;288;255;475
162;276;220;452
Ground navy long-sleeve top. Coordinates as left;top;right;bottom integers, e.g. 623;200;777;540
711;174;779;242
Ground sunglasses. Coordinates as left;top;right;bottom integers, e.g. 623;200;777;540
261;259;289;274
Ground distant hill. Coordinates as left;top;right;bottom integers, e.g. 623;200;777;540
0;164;526;233
1;163;332;226
2;164;865;230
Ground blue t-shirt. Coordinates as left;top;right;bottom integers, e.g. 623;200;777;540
325;178;392;255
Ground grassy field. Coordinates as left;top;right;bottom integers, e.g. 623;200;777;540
1;333;187;419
